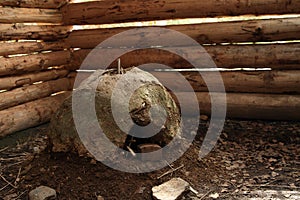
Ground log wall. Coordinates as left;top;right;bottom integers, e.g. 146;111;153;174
0;0;300;138
0;0;72;137
63;0;300;122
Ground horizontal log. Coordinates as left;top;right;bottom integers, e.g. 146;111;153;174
62;0;300;25
0;50;72;76
0;0;68;9
0;41;68;57
70;43;300;70
0;92;70;138
0;77;74;110
0;24;71;41
177;92;300;120
0;7;62;23
151;70;300;94
0;69;69;90
74;70;300;94
67;17;300;47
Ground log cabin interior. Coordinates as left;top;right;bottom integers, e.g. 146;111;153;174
0;0;299;137
0;0;299;199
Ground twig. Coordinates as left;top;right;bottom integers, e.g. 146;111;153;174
198;190;211;200
126;146;136;157
0;174;17;189
0;156;25;161
16;190;27;199
157;164;184;179
0;183;9;192
14;167;21;185
0;147;8;153
164;160;174;170
0;161;24;171
220;178;237;189
247;184;300;190
117;58;121;74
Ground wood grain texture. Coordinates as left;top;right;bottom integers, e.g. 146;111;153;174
0;24;71;41
0;41;69;57
177;92;300;120
0;92;70;138
0;77;74;110
69;43;300;70
62;0;300;25
74;70;300;94
0;7;62;23
0;0;68;9
0;69;69;90
0;50;72;76
66;17;300;47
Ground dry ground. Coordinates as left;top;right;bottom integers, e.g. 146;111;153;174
0;119;299;200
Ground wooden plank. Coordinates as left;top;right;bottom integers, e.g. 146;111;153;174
0;0;68;9
62;0;300;25
73;70;300;94
0;24;71;41
0;7;62;23
67;17;300;47
0;77;74;110
0;92;70;138
0;69;69;90
0;41;68;57
177;92;300;120
0;50;72;76
69;43;300;70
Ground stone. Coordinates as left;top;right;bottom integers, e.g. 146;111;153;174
152;178;190;200
29;186;56;200
48;68;181;161
209;192;219;199
97;195;104;200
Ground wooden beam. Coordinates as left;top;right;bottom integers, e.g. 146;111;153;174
74;70;300;94
0;41;68;57
69;43;300;70
0;7;62;23
0;0;68;9
62;0;300;25
67;17;300;47
0;24;71;41
0;69;69;90
151;70;300;94
0;77;74;110
177;92;300;120
0;50;72;76
0;92;70;138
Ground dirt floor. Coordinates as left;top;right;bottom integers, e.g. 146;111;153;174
0;119;299;200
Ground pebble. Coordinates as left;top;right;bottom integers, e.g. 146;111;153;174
152;178;189;200
29;186;57;200
97;195;104;200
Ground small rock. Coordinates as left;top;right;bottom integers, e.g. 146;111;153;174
97;195;104;200
152;178;189;200
209;192;219;199
33;147;41;154
271;171;279;177
29;186;57;200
